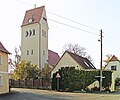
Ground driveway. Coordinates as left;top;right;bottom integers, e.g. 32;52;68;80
0;88;120;100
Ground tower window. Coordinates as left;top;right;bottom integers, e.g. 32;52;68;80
26;31;29;37
43;50;45;55
29;30;32;36
27;50;29;55
42;30;46;38
33;29;35;35
31;50;34;55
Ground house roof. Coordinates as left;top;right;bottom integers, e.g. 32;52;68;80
0;42;10;54
48;50;60;67
109;55;119;62
67;51;96;69
21;6;44;26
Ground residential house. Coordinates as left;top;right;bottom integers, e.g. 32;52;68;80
104;55;120;91
0;42;10;94
104;55;120;78
51;51;96;77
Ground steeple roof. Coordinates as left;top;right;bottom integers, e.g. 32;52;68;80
0;42;10;54
21;6;45;26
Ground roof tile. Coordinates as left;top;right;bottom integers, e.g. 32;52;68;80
48;50;60;67
22;6;44;26
0;42;10;54
67;51;96;69
109;55;119;62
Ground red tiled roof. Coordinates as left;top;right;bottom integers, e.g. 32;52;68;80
0;42;10;54
109;55;119;62
21;6;45;26
48;50;60;67
67;51;96;69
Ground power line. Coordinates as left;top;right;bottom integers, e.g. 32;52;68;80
48;11;99;31
14;0;99;32
12;0;120;55
48;19;98;35
11;6;98;36
104;34;120;52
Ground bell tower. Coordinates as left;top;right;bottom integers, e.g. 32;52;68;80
21;6;48;68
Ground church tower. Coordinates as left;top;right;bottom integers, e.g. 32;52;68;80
21;6;48;68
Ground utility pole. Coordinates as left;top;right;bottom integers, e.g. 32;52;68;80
100;29;103;91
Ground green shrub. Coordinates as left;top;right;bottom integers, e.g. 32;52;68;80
51;67;112;91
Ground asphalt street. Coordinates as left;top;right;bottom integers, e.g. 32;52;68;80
0;88;120;100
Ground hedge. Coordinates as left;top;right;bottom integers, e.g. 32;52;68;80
51;67;112;91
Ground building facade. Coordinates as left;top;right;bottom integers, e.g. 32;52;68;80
104;55;120;91
21;6;48;68
0;42;10;94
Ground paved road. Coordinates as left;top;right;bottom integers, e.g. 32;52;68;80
0;88;120;100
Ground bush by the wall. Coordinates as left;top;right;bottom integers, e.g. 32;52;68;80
51;67;112;91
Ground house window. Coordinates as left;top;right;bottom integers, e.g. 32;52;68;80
31;50;33;55
111;65;117;71
0;75;2;85
0;55;2;65
27;50;29;55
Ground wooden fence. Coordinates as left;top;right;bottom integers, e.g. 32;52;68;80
9;78;51;89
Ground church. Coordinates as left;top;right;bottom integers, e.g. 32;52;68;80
21;6;60;69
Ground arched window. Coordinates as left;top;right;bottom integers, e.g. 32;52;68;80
25;31;29;37
29;30;32;36
33;29;35;35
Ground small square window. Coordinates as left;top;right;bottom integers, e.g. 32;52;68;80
42;30;46;38
27;50;29;55
0;75;2;85
43;50;45;55
111;65;117;71
0;55;2;65
31;50;33;55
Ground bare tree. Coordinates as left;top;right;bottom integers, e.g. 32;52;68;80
62;43;93;62
9;46;21;70
103;54;112;65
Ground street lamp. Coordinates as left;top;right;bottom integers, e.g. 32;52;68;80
56;72;61;91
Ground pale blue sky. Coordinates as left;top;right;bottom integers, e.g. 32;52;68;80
0;0;120;68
